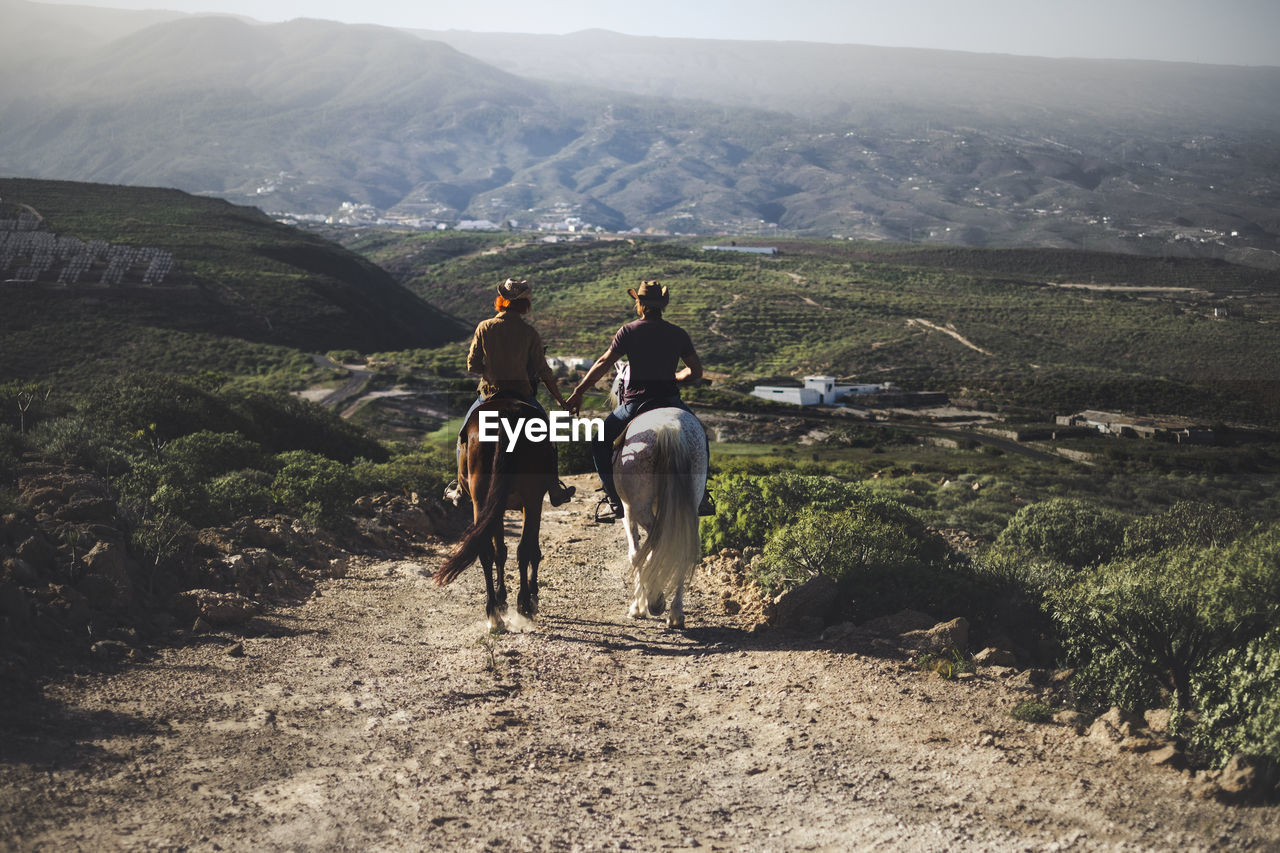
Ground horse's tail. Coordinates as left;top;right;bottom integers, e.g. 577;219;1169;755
634;419;702;596
435;442;511;585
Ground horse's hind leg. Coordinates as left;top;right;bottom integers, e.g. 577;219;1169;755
624;510;667;619
667;584;685;630
624;513;647;619
516;505;542;618
485;533;508;633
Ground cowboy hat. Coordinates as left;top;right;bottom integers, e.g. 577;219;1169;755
497;277;531;300
628;280;669;307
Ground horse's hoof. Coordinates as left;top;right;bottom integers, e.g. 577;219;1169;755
666;613;685;630
488;616;507;634
627;601;645;619
647;592;666;617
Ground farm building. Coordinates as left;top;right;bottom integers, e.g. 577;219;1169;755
547;356;592;371
702;245;778;255
1055;410;1217;443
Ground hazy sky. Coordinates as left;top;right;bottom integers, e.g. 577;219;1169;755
33;0;1280;66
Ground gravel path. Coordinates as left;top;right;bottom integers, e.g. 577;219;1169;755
2;475;1277;851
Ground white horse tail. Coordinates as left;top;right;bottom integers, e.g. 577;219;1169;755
634;419;701;603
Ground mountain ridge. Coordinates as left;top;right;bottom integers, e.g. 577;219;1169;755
1;3;1277;263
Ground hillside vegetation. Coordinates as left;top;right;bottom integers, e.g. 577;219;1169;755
344;230;1280;425
0;178;465;389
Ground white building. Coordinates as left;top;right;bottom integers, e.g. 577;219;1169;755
750;385;822;406
750;375;888;406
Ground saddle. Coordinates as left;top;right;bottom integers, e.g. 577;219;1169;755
472;391;543;422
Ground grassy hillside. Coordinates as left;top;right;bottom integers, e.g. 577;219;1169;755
344;231;1280;425
0;179;466;388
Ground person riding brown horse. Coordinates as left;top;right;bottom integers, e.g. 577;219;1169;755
445;277;574;507
436;393;557;631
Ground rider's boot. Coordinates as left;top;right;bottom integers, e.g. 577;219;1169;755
548;479;576;507
594;490;624;524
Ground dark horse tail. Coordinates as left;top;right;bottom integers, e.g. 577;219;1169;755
435;440;511;585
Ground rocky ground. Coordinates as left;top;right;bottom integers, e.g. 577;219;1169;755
2;472;1278;851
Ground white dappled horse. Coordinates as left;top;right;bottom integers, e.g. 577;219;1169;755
608;363;708;628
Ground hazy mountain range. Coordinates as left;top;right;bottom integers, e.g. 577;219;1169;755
3;0;1279;264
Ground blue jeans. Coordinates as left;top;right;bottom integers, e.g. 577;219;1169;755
592;396;704;502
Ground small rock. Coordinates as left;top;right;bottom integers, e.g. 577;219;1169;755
972;647;1018;667
1148;744;1188;770
1088;718;1124;746
1144;708;1172;735
820;621;856;643
1118;736;1164;753
89;639;131;662
770;574;838;631
1053;710;1089;733
901;617;969;655
1050;668;1076;684
1215;754;1269;804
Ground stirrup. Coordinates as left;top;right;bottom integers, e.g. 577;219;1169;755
549;481;576;507
443;479;464;506
698;492;716;517
593;494;622;524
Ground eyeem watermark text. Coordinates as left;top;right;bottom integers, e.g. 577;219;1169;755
478;411;605;451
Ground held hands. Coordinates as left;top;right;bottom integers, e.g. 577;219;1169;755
565;389;584;417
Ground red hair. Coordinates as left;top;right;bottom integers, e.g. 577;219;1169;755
495;295;531;313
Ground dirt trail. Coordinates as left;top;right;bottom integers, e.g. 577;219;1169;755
2;474;1277;851
907;319;995;357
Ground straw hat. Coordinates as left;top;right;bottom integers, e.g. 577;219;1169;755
627;280;669;307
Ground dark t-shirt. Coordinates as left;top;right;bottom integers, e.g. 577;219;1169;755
610;318;696;404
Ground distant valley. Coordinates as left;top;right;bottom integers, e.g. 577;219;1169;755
1;0;1278;266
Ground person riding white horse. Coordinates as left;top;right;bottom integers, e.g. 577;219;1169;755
566;280;712;523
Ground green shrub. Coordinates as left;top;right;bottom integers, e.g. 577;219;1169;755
1051;524;1280;712
226;390;386;463
83;374;244;442
757;506;938;594
1010;700;1056;723
0;424;22;484
147;479;212;524
700;471;960;619
162;431;266;483
352;445;454;496
27;415;132;475
966;547;1076;662
996;497;1126;569
205;470;275;523
270;450;359;526
130;513;195;595
700;471;874;554
1122;500;1247;556
1194;628;1280;766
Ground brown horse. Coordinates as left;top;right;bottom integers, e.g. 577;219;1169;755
435;397;556;632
